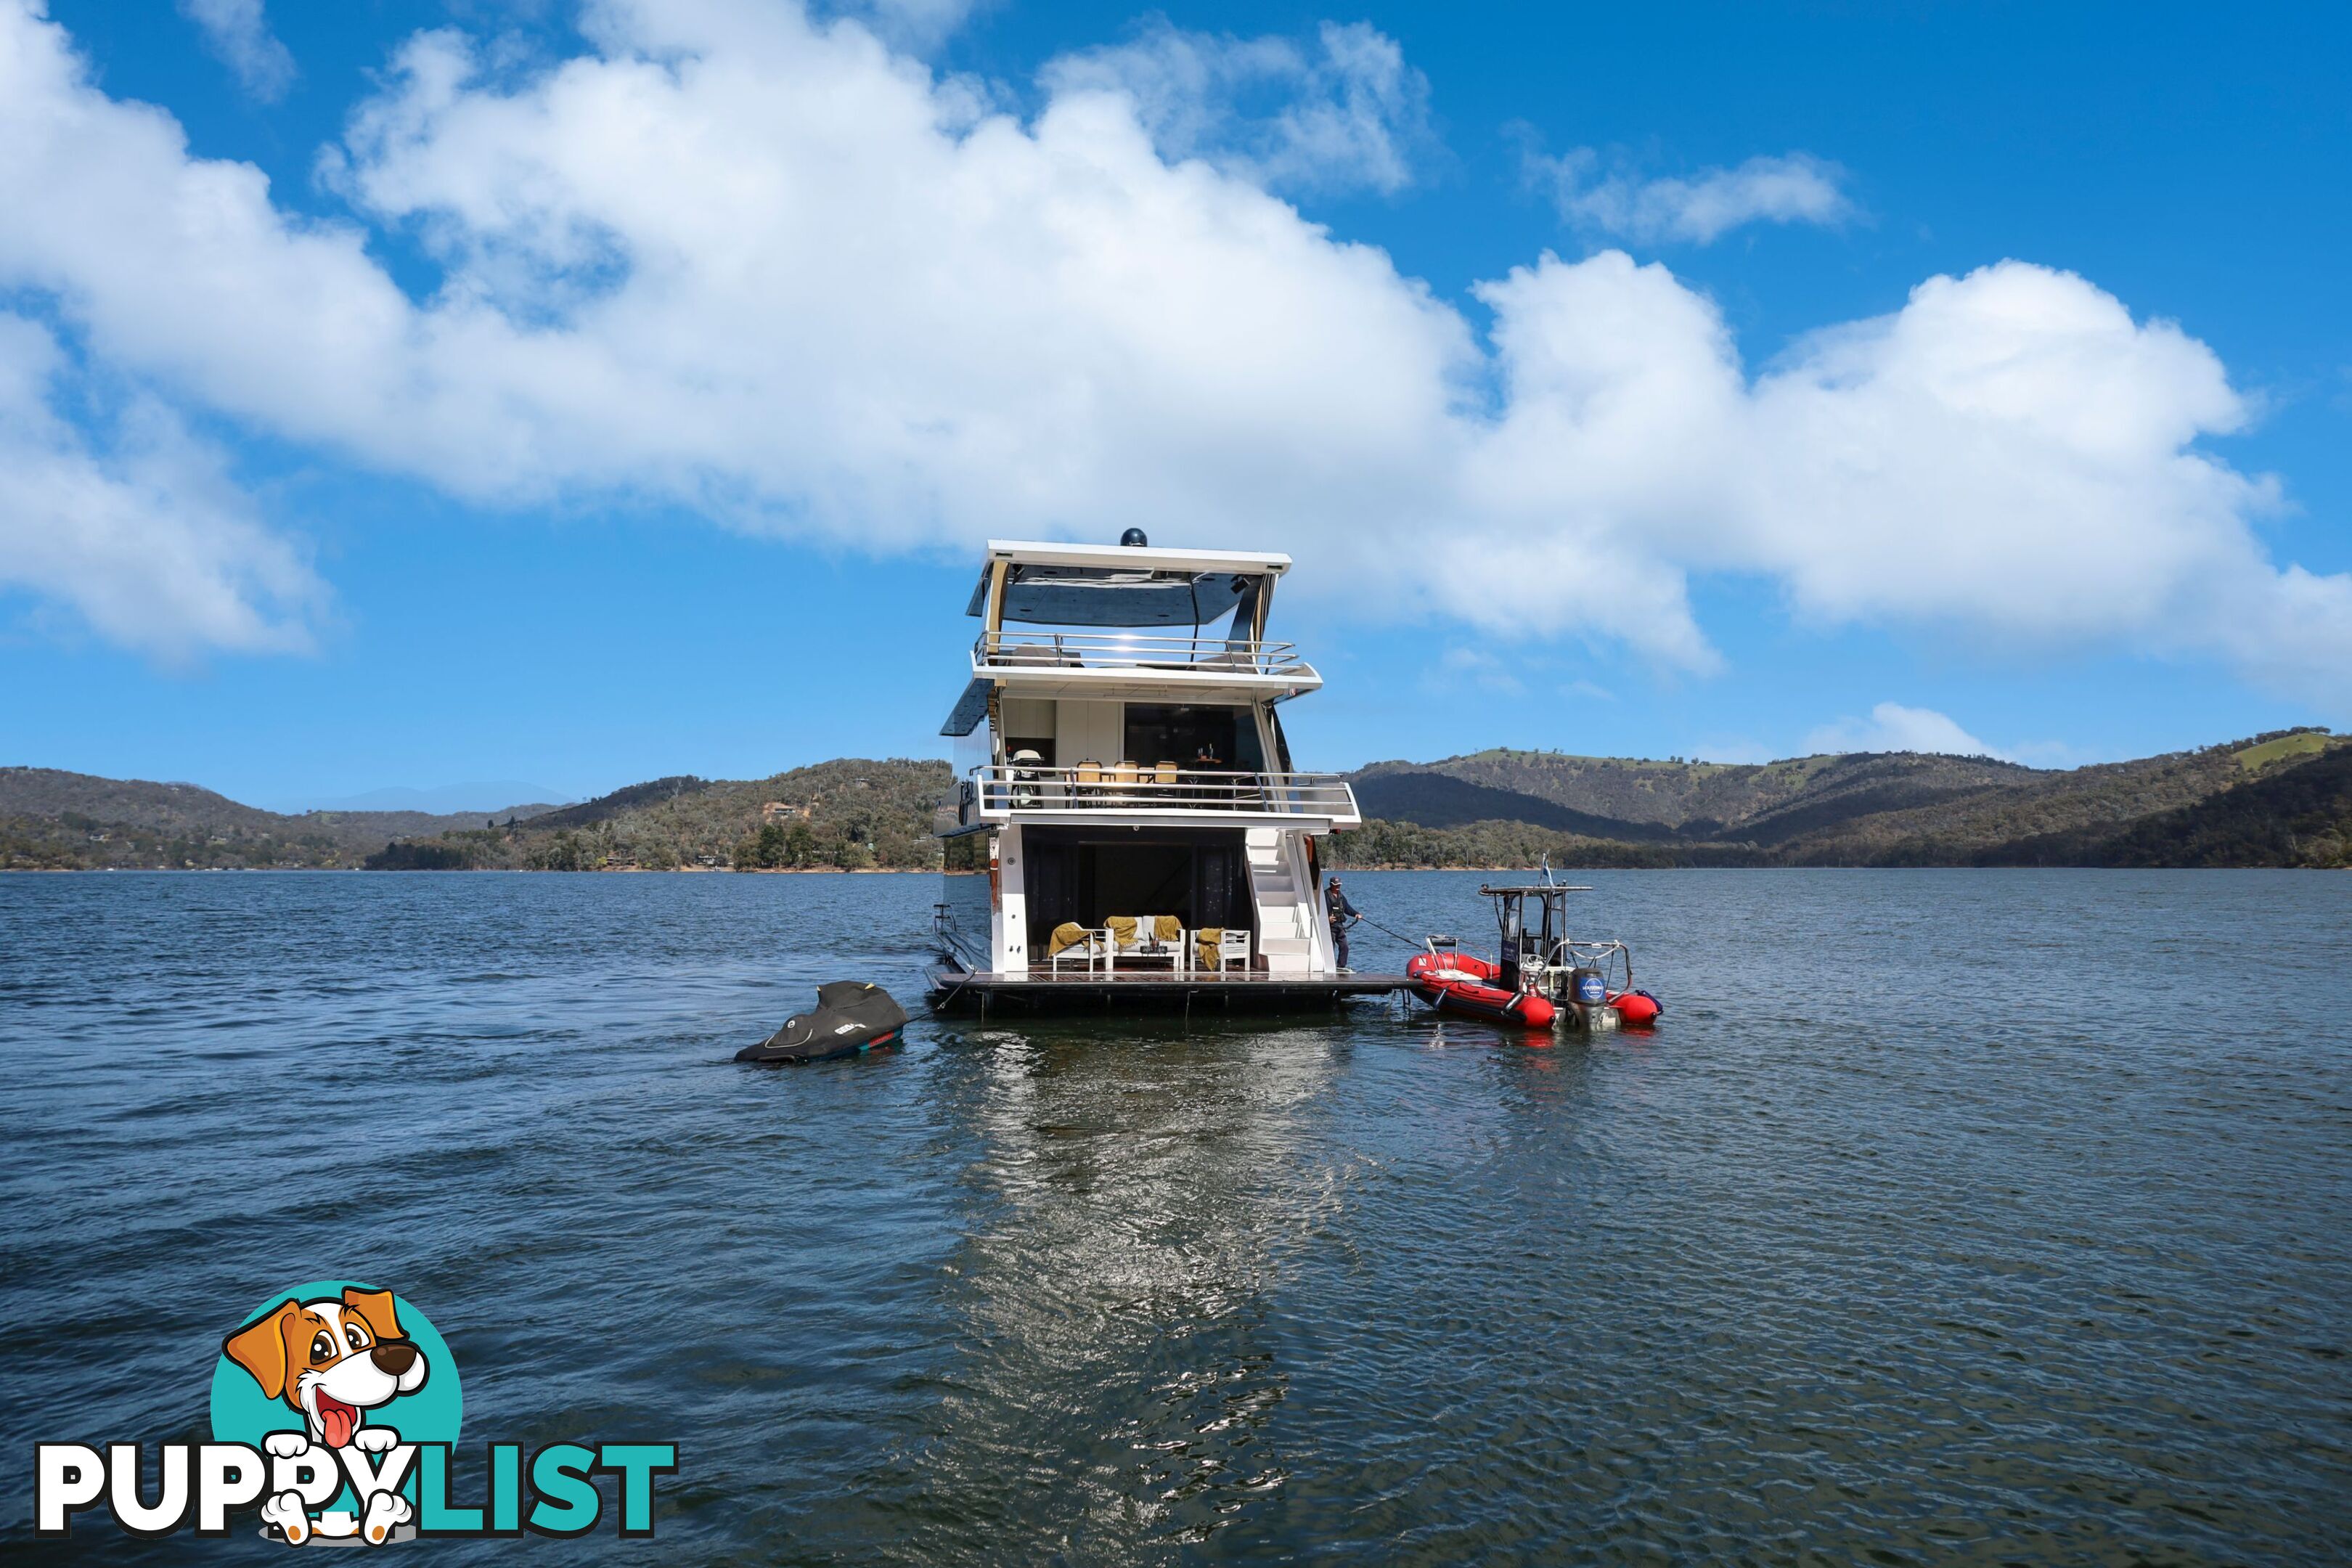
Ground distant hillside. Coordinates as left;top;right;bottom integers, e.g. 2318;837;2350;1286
0;767;557;870
366;759;958;872
1350;772;1681;840
1;760;953;872
1354;748;2038;833
1332;730;2350;869
7;731;2345;872
1975;743;2352;867
1350;751;2035;844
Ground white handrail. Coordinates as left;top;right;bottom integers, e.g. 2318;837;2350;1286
968;764;1358;820
973;631;1308;677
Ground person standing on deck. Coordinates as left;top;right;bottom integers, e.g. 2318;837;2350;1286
1326;876;1362;973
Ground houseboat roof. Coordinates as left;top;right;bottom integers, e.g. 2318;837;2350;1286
965;539;1292;628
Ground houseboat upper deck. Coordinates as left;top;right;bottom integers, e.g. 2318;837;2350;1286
928;537;1405;1013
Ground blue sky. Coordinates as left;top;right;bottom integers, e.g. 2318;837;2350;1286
2;0;2346;809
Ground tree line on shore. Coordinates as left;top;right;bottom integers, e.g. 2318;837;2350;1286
8;732;2346;873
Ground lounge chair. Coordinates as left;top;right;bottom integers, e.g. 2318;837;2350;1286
1193;928;1251;972
1047;922;1109;974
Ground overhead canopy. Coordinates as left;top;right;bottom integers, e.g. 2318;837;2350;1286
965;540;1289;629
978;568;1253;627
940;677;991;737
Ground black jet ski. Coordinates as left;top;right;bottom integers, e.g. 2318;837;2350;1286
736;981;908;1064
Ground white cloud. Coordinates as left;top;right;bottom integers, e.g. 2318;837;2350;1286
825;0;984;52
178;0;295;102
1041;18;1432;196
1531;147;1853;244
1426;646;1523;695
0;0;2345;710
0;314;322;658
1806;703;2005;759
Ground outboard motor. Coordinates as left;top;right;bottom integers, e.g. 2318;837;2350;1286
737;981;908;1064
1567;966;1618;1032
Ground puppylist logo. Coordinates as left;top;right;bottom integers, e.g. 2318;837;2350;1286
34;1281;677;1545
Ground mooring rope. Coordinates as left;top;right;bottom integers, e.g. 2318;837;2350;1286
1344;911;1429;951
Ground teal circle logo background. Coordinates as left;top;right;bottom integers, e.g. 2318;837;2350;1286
210;1281;462;1449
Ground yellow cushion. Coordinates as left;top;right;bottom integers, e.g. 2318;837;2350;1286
1155;914;1182;942
1105;915;1138;944
1194;926;1223;965
1048;922;1090;956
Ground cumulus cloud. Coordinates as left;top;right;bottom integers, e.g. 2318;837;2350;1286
1425;646;1524;695
825;0;983;52
1041;18;1432;196
1530;147;1853;244
0;314;322;657
177;0;295;102
0;0;2344;707
1805;703;2006;760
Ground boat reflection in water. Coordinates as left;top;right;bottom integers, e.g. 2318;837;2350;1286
914;1020;1348;1546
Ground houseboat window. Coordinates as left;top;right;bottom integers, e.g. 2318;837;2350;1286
1122;706;1265;772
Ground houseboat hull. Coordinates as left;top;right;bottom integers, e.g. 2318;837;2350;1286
926;960;1411;1016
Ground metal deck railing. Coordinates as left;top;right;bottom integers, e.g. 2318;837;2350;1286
973;632;1310;679
957;764;1359;825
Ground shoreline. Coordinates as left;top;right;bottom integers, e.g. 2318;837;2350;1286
0;864;967;875
6;863;2338;877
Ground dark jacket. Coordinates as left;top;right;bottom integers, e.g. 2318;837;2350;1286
1325;885;1360;926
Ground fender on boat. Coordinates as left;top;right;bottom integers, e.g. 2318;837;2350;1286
1607;989;1663;1027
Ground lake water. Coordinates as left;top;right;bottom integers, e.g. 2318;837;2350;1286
1;869;2347;1564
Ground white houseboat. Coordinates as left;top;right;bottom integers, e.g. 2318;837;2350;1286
928;536;1402;1012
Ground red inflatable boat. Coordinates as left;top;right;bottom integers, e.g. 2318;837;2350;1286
1407;951;1557;1029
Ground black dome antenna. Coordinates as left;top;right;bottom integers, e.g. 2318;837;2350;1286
1119;528;1149;547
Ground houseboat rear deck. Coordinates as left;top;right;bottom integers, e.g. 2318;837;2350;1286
927;964;1412;1015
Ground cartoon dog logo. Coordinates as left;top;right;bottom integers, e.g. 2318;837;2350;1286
222;1287;428;1545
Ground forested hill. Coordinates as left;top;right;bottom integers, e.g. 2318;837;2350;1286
1334;730;2350;869
0;767;559;869
5;731;2345;871
363;759;957;871
1;760;955;871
